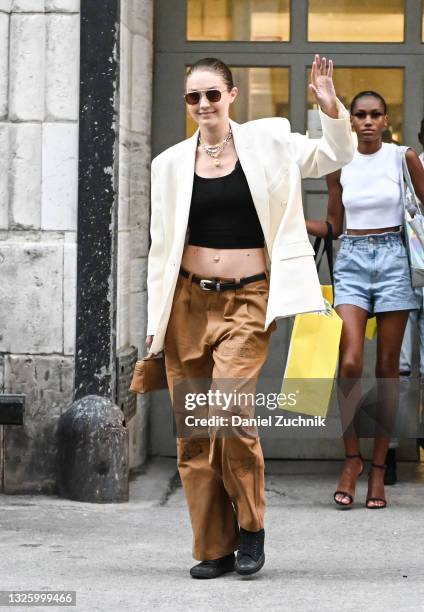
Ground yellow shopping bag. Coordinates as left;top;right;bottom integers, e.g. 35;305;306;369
365;317;377;340
279;302;343;417
320;285;333;303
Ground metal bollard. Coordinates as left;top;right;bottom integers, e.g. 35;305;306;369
57;395;129;502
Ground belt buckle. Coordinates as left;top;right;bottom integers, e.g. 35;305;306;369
200;279;215;291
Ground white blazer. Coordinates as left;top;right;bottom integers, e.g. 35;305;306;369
147;100;355;355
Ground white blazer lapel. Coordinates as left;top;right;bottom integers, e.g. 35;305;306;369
174;130;198;249
230;119;270;248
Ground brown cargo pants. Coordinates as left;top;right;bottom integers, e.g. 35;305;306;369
164;270;275;561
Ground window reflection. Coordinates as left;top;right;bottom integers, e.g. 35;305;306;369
307;68;404;143
187;0;290;42
186;67;289;137
308;0;405;43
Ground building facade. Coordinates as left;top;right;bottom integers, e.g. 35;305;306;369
0;0;154;492
0;0;422;491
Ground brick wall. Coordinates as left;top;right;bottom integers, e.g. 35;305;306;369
0;0;79;492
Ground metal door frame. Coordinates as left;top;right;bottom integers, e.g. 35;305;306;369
153;0;424;156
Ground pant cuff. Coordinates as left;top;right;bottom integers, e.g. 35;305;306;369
193;540;239;562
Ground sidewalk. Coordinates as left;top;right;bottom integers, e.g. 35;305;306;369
1;457;423;612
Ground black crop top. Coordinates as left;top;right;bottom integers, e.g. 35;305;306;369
188;160;265;249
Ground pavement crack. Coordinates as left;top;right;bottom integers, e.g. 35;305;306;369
159;471;181;506
265;487;287;497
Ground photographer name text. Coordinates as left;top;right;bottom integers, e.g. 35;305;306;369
185;415;326;428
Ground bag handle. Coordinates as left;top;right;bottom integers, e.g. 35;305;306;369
399;146;422;217
313;221;334;286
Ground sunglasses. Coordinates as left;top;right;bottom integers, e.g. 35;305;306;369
184;89;227;105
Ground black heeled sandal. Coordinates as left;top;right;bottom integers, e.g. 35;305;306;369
333;453;364;507
366;463;387;509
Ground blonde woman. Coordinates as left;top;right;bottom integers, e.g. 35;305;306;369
146;55;354;578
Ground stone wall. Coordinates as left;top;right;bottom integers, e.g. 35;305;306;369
0;0;155;489
0;0;79;492
117;0;153;469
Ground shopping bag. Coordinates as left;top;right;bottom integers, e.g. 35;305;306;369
401;148;424;246
321;285;333;303
404;221;424;287
129;355;167;394
399;147;424;287
365;317;377;340
279;301;343;417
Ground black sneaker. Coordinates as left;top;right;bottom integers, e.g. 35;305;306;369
235;528;265;576
384;448;397;486
190;553;235;579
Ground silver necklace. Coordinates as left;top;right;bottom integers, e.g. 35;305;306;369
198;128;233;167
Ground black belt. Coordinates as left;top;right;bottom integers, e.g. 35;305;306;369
179;268;267;292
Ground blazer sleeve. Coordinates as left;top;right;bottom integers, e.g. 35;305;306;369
289;98;355;179
146;160;165;336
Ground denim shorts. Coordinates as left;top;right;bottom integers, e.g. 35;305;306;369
333;231;418;314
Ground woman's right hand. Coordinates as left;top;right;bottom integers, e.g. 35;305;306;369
306;219;328;238
145;335;154;351
309;54;338;119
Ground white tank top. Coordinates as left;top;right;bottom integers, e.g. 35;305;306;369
340;142;403;229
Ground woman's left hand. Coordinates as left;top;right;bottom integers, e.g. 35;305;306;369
309;54;338;119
